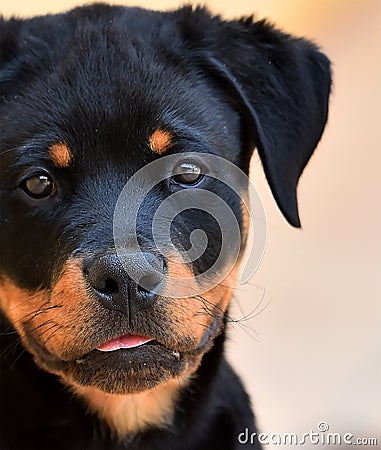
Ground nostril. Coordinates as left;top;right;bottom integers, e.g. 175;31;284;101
138;274;161;296
94;277;119;296
84;254;124;298
91;278;119;295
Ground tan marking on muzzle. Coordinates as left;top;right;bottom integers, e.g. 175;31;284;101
0;259;97;363
162;256;239;347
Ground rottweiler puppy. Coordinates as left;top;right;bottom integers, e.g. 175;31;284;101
0;4;331;449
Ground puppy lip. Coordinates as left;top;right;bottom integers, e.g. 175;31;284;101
96;334;154;352
24;326;66;371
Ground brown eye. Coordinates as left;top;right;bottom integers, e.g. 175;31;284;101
21;173;55;199
172;162;203;186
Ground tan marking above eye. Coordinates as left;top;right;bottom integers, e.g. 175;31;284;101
148;129;173;154
49;142;73;168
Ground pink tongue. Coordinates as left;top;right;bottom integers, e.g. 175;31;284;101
97;335;153;352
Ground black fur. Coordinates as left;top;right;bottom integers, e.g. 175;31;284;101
0;4;331;449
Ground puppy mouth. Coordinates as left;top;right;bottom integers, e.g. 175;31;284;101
23;317;220;394
24;328;187;394
95;334;155;352
25;328;181;367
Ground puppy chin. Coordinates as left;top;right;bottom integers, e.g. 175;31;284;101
64;344;187;394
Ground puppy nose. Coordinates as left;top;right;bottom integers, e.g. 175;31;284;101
84;252;165;318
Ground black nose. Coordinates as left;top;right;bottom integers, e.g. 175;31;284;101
84;252;165;318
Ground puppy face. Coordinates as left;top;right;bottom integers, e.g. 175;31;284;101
0;5;331;396
0;60;243;393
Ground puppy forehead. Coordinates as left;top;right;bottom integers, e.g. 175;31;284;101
46;128;173;167
0;9;242;169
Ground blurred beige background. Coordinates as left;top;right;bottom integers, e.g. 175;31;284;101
2;0;380;448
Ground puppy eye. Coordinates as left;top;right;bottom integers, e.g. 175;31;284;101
172;162;203;186
20;172;56;199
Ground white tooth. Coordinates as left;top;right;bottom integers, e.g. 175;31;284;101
172;351;180;360
75;359;85;364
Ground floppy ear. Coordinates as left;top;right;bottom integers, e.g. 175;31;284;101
175;8;332;227
0;17;21;66
0;17;23;101
0;16;64;102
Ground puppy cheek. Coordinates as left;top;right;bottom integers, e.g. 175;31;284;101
0;279;48;334
162;257;238;349
0;280;55;364
36;258;100;359
0;259;95;361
